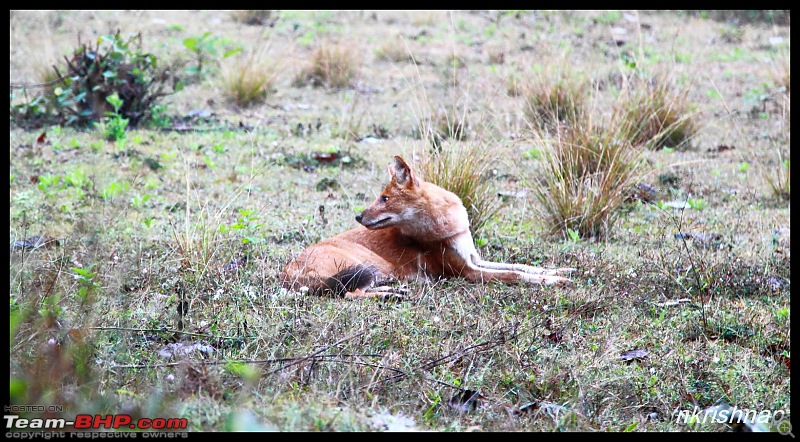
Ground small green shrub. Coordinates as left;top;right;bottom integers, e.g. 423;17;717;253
100;93;129;141
10;31;180;129
101;115;129;142
183;32;242;79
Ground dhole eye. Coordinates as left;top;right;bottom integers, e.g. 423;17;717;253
381;196;389;203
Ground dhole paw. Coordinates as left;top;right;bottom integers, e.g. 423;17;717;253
544;276;573;288
380;293;405;302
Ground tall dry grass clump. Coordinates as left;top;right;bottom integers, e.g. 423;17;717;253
417;143;501;236
294;45;361;89
775;58;791;94
219;52;279;107
532;108;648;239
230;10;273;26
771;58;790;128
430;105;469;143
618;75;698;150
375;38;415;63
763;151;790;201
523;69;588;132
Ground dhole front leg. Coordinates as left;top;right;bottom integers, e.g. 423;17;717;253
471;256;575;276
448;234;573;286
460;266;572;287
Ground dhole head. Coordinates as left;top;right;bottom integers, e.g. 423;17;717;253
356;156;420;230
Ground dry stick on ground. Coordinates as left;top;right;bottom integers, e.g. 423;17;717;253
264;331;366;376
109;353;386;370
9;75;71;90
105;322;535;396
365;322;531;391
104;331;521;396
90;326;246;341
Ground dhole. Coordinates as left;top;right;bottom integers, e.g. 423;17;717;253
280;156;573;299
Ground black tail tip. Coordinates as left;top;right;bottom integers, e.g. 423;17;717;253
323;264;378;297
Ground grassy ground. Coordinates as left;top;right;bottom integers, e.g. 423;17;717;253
9;10;790;432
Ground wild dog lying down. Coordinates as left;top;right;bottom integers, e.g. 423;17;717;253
280;156;574;299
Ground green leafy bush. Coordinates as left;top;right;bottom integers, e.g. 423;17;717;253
10;31;180;129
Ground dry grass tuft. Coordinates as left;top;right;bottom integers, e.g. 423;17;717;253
618;74;699;150
506;74;523;97
487;48;506;65
432;106;469;142
771;58;790;127
230;10;273;26
33;60;61;95
774;59;790;93
523;69;588;132
218;52;279;107
440;52;468;89
532;108;648;239
375;38;415;63
763;150;790;201
294;45;361;89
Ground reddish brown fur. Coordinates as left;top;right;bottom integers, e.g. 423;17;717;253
280;156;573;299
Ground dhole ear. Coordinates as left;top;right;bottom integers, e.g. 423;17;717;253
390;156;419;187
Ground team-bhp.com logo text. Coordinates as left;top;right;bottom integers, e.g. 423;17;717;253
5;414;188;431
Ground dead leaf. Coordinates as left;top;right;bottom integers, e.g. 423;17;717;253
708;144;735;153
447;390;485;414
66;329;87;343
311;151;340;162
620;349;649;362
546;331;563;344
